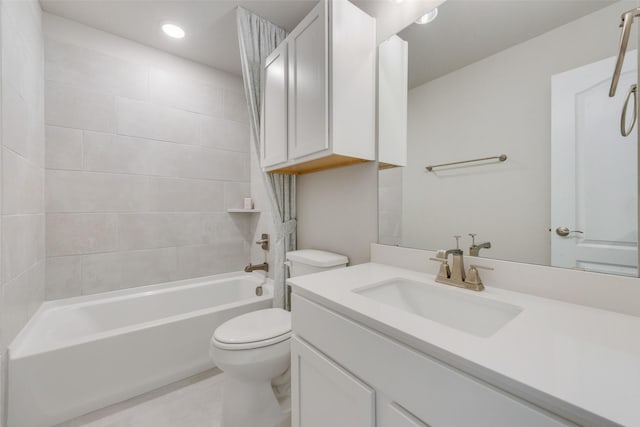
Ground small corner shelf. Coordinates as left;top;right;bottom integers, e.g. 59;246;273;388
227;209;261;213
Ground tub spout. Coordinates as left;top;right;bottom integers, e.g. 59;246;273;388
244;262;269;273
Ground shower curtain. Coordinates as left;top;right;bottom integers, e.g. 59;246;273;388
236;7;296;309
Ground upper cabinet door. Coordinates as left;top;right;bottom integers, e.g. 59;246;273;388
378;35;408;168
288;2;328;160
261;43;289;168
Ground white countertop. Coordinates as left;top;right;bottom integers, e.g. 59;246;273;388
289;262;640;427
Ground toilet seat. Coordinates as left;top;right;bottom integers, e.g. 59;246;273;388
212;308;291;350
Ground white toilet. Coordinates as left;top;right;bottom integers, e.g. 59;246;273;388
210;249;348;427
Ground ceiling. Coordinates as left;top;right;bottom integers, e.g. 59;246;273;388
39;0;404;76
398;0;617;89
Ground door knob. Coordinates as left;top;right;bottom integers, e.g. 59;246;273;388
555;226;584;237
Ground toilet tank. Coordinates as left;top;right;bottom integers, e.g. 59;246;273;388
286;250;348;277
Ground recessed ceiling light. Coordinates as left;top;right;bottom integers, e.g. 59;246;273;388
162;23;185;39
415;8;438;25
390;0;405;3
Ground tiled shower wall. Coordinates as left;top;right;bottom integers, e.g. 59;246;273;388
0;0;45;424
44;16;253;299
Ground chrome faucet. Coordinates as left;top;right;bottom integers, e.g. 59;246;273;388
430;238;493;291
469;233;491;257
244;262;269;273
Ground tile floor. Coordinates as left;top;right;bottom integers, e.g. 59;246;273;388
56;369;291;427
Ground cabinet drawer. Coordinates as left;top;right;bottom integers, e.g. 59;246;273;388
292;295;576;427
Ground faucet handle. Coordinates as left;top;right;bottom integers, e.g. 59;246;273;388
465;264;493;288
430;257;451;280
468;233;477;245
470;264;494;271
434;249;447;260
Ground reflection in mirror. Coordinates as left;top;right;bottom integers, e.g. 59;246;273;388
378;0;639;276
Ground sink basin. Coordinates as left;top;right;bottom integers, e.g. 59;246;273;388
353;278;522;337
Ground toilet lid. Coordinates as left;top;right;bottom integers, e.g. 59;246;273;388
214;308;291;345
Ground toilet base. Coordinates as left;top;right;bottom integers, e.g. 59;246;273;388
222;375;288;427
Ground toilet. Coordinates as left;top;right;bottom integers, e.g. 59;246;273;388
210;249;348;427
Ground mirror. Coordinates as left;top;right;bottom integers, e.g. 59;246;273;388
378;0;640;277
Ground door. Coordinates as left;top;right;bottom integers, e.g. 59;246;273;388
261;42;288;168
291;336;375;427
551;52;638;276
288;1;329;161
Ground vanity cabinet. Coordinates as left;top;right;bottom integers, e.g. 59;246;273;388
260;0;376;175
291;294;578;427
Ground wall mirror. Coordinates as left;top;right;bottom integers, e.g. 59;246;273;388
377;0;640;277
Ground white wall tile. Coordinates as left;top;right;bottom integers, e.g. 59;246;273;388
2;214;45;283
46;170;150;213
224;182;251;210
45;38;148;101
45;125;83;170
116;98;198;145
43;29;253;299
222;89;249;124
45;256;82;300
45;81;115;132
46;213;118;256
117;213;199;251
2;83;45;167
82;248;177;295
176;242;248;279
3;148;44;215
149;68;223;115
199;116;250;153
148;177;224;212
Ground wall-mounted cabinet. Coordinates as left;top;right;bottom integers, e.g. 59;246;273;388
261;0;376;175
378;35;408;169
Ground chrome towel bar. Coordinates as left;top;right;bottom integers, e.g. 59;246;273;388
425;154;507;172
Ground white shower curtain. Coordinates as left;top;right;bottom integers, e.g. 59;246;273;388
236;7;296;309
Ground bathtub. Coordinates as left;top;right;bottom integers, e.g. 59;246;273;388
7;272;273;427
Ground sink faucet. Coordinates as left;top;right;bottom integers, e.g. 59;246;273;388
469;233;491;257
430;243;493;291
244;262;268;273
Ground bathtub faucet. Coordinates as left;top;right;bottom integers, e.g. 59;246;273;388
244;262;269;273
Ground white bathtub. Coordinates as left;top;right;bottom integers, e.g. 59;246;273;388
7;272;273;427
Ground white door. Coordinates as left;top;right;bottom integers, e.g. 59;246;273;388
288;2;328;161
261;42;288;168
291;336;375;427
551;52;637;276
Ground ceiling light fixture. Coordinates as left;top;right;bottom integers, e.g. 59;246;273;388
162;23;185;39
415;8;438;25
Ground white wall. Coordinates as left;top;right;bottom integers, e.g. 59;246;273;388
0;1;45;424
402;1;636;265
297;162;378;265
378;167;402;246
43;14;256;298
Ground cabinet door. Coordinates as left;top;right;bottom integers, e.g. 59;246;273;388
261;43;288;168
379;401;430;427
378;35;408;167
291;336;374;427
288;2;328;161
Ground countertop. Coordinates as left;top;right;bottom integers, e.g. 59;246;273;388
289;262;640;427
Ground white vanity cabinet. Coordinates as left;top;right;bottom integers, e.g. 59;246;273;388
260;0;375;175
291;294;578;427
